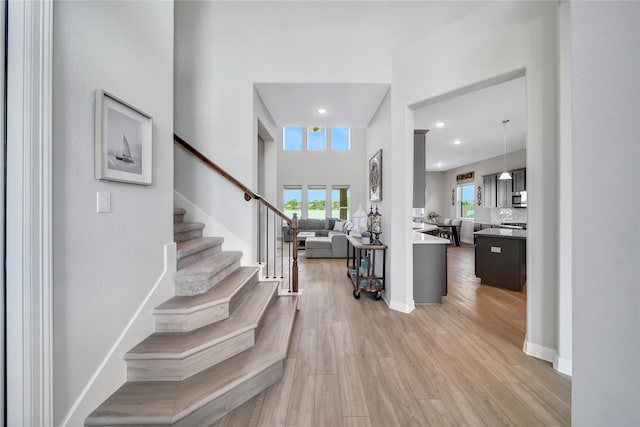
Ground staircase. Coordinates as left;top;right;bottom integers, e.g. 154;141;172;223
85;207;298;426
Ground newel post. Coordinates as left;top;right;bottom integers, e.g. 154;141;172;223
291;213;299;293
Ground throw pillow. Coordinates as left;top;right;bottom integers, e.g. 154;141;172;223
333;220;346;231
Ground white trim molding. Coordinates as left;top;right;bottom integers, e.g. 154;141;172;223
388;298;416;314
554;356;573;377
523;338;557;365
6;0;54;425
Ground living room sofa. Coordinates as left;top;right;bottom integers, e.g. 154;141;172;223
305;232;348;258
281;218;344;243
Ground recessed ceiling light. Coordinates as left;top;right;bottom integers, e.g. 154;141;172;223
436;162;443;167
454;140;461;145
317;108;327;115
436;122;444;128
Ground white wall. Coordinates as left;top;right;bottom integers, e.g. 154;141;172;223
173;1;487;262
52;1;174;424
277;129;367;219
390;2;560;363
571;2;640;425
425;172;444;216
365;91;393;303
556;0;572;377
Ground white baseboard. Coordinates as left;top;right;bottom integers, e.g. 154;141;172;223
554;356;573;376
523;339;557;364
59;243;177;427
388;298;415;314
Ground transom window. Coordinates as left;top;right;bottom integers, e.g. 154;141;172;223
331;128;350;150
283;127;303;151
283;127;351;151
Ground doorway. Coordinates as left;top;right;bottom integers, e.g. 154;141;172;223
412;71;529;348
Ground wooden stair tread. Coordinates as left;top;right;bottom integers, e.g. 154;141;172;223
176;237;223;259
174;251;242;282
86;295;298;426
174;207;186;215
155;267;258;313
127;282;277;358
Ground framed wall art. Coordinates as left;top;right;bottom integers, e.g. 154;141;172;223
95;90;152;185
369;149;382;201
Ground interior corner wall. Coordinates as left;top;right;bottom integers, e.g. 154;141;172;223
425;172;444;216
391;1;559;353
52;1;174;424
571;2;640;425
365;91;395;307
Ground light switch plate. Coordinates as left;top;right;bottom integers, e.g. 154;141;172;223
97;191;111;213
491;246;502;253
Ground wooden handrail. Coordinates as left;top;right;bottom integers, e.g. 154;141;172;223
174;134;298;292
174;134;292;225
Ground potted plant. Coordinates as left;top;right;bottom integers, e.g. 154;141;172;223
427;211;441;224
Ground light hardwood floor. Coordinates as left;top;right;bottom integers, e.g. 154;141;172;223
211;243;571;427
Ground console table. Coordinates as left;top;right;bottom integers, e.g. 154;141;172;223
346;234;387;300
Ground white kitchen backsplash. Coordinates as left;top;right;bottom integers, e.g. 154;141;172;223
490;207;528;224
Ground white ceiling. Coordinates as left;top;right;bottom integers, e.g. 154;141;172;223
255;83;390;128
414;76;527;171
255;77;526;173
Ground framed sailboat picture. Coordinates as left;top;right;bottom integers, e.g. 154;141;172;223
95;90;152;185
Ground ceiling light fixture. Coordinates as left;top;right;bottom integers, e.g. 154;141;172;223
498;119;513;180
310;126;322;133
436;122;444;128
436;162;443;167
454;140;461;145
317;108;327;115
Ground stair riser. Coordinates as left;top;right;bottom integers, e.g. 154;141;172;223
127;329;254;382
175;260;241;296
177;245;222;270
154;304;229;333
173;361;283;427
174;229;203;243
174;213;185;223
228;273;259;315
254;286;278;341
153;271;260;333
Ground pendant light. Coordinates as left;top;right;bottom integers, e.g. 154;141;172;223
498;119;512;180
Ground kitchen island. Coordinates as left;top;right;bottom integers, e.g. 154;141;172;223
413;227;450;303
474;228;527;291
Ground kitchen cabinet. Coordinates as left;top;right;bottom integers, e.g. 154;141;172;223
483;174;497;208
512;168;526;192
474;228;527;291
497;177;512;207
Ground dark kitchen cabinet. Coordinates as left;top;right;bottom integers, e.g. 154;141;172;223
483;174;497;208
512;168;526;192
497;177;512;207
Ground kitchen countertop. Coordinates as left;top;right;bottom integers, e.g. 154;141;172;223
412;226;451;245
474;228;527;240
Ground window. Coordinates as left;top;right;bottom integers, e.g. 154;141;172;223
332;186;350;220
307;186;326;219
283;186;302;218
331;128;351;150
307;127;326;151
459;183;475;219
283;127;303;150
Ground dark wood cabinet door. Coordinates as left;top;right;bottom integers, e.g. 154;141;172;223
512;168;526;192
497;178;512;207
483;174;497;208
